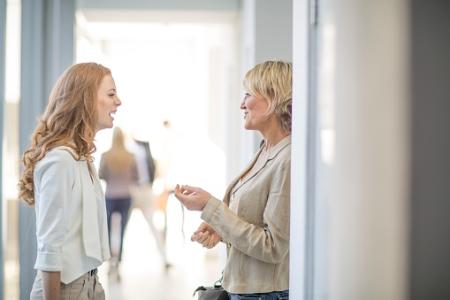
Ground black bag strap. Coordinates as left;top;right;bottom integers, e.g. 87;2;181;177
193;272;224;297
213;272;224;288
193;286;207;297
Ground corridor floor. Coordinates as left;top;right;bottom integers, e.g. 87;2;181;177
99;205;223;300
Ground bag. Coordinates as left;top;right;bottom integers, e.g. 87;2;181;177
193;285;229;300
193;281;229;300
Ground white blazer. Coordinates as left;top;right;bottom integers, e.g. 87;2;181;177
33;147;110;284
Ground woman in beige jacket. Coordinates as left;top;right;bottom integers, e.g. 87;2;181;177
175;60;291;300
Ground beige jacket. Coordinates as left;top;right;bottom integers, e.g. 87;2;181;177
201;136;291;294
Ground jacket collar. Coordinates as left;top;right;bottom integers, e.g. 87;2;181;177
226;135;291;198
265;135;291;161
53;145;85;161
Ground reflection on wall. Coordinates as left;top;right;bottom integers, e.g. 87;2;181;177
318;24;336;166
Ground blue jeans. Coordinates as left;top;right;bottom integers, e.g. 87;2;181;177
106;197;132;262
228;290;289;300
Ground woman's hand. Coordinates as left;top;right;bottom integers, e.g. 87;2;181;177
191;222;222;249
174;184;211;211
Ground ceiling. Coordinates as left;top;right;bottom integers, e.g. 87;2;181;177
77;0;241;11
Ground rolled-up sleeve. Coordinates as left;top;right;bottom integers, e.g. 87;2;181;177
34;151;73;271
201;159;291;264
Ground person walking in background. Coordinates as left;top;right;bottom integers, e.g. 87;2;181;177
133;138;156;186
129;137;171;269
99;127;139;279
175;61;292;300
19;62;121;299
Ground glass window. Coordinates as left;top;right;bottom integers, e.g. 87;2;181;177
3;0;21;299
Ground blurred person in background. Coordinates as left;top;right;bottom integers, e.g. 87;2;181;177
129;136;171;269
19;62;121;300
175;61;292;300
99;127;139;279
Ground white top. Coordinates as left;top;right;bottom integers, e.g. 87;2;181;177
129;141;150;185
33;147;110;284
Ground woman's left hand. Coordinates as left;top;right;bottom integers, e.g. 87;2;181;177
191;222;222;249
174;184;211;211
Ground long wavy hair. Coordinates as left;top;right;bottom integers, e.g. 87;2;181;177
102;127;135;173
18;62;111;205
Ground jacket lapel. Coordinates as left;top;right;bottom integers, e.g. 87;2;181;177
231;136;291;195
226;146;264;200
80;161;110;262
55;146;110;262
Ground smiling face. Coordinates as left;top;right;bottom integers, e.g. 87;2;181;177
96;74;121;131
243;61;293;134
240;92;271;131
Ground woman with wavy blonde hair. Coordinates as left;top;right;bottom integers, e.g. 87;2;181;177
175;60;292;299
19;62;121;300
99;127;138;277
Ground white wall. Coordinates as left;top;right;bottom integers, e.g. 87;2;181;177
312;0;410;298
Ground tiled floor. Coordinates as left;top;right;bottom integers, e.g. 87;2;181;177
99;202;224;300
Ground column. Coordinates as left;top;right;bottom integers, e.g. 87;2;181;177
19;0;75;298
311;0;410;298
291;0;310;299
238;0;293;166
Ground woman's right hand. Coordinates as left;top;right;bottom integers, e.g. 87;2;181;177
191;222;222;249
174;184;210;211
